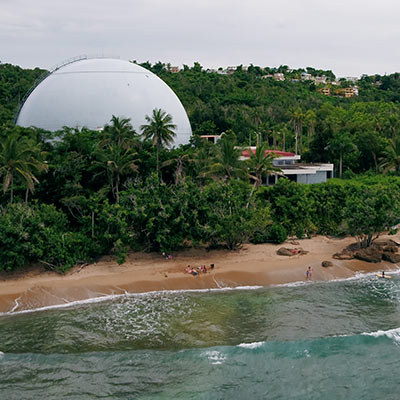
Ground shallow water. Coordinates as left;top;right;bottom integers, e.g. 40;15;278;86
1;273;400;399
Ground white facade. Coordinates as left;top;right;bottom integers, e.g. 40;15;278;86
240;147;334;184
16;58;192;146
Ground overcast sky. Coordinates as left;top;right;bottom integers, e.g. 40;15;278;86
1;0;400;77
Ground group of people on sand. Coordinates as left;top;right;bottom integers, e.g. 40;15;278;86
186;264;215;276
162;252;172;260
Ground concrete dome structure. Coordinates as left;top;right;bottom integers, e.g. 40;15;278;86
16;57;192;146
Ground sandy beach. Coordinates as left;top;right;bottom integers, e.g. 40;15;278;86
0;234;399;313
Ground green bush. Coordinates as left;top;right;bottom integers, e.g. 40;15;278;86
0;203;96;272
267;223;287;244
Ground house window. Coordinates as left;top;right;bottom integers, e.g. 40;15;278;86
268;175;276;185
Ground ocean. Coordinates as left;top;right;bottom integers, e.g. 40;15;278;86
1;272;400;399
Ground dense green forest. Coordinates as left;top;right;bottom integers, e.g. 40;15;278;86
2;61;400;176
0;61;400;272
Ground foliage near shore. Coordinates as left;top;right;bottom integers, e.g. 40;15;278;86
1;62;400;271
0;122;398;272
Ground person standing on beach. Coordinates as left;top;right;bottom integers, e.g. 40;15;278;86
306;266;312;279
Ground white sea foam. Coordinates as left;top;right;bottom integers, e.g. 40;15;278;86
0;286;264;317
271;280;307;288
237;341;265;349
276;268;400;288
1;266;399;317
362;327;400;344
202;350;226;365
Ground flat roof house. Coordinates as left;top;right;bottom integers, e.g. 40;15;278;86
240;148;334;185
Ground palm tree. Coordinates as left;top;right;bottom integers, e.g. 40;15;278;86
161;153;192;185
289;107;304;154
140;108;177;173
193;142;217;186
95;144;138;203
101;115;138;149
0;134;48;203
326;132;356;178
304;109;317;148
246;142;282;207
380;137;400;175
207;139;247;181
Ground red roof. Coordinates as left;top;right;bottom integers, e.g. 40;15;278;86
241;149;295;158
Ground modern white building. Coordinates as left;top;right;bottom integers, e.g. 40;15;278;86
16;56;192;146
240;148;334;184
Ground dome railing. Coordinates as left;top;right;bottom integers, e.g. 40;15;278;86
14;54;120;123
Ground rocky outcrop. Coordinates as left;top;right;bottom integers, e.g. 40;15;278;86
321;261;333;267
354;247;382;263
334;239;400;264
277;247;309;257
333;252;353;260
382;252;400;263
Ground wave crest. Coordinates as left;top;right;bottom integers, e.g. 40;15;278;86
362;327;400;344
237;341;265;349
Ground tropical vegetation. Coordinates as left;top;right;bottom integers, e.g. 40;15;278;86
0;62;400;272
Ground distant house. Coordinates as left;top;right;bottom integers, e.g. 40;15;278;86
318;86;358;97
314;75;327;84
200;134;222;144
301;73;313;81
318;87;331;96
239;148;334;185
334;86;359;97
273;73;285;81
343;76;358;83
169;66;180;73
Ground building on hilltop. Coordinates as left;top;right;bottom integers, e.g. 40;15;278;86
318;85;358;98
240;148;334;185
334;86;359;97
318;87;331;96
273;73;285;81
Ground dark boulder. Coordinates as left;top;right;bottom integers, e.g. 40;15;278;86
277;247;308;256
382;252;400;263
354;247;382;263
333;252;353;260
277;248;294;256
322;261;333;267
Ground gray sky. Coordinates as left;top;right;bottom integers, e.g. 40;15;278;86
1;0;400;77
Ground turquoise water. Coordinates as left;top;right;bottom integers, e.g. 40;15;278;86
1;273;400;399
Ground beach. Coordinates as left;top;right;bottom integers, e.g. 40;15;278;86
1;234;399;314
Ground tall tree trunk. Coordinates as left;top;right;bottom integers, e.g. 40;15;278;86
283;131;286;151
246;179;259;209
115;174;120;203
339;153;343;178
10;174;13;204
25;188;29;205
91;211;95;238
372;152;378;173
156;146;160;176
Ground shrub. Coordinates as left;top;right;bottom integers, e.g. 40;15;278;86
267;224;287;244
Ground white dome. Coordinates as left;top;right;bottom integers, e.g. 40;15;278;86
16;58;192;146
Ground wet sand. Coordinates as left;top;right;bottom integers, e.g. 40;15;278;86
0;235;399;313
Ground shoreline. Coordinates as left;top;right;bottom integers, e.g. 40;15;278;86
1;234;399;314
